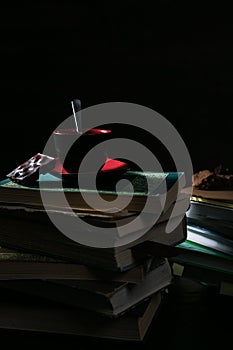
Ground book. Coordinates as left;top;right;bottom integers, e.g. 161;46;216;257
0;256;172;317
0;168;188;271
0;287;163;341
187;217;233;241
186;196;233;239
188;196;233;221
171;261;233;289
190;187;233;203
0;246;155;283
0;194;189;234
0;206;187;270
0;170;186;215
186;224;233;257
169;240;233;281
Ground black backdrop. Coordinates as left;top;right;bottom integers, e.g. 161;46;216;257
1;0;233;179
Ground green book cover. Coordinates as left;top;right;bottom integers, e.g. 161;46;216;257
170;239;233;276
176;240;233;261
0;171;184;196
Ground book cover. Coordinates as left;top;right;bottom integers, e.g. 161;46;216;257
190;196;233;209
170;240;233;276
187;198;233;239
186;224;233;256
187;217;233;241
190;188;233;203
188;197;233;220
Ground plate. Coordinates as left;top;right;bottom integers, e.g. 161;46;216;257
50;157;130;178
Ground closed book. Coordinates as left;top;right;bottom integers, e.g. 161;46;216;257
0;170;186;214
0;287;163;341
0;246;155;283
170;240;233;277
0;170;188;271
187;197;233;239
186;224;233;257
0;257;172;317
191;188;233;203
0;209;187;271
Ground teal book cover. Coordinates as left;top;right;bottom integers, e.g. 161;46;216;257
170;239;233;276
177;240;233;261
0;171;184;196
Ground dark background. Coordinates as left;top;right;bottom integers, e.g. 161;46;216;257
0;2;233;347
1;0;233;179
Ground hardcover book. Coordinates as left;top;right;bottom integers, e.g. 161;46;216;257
0;256;172;317
186;197;233;239
0;287;163;341
169;239;233;278
183;184;233;203
0;170;187;214
0;246;155;283
0;169;188;270
186;224;233;257
0;209;187;271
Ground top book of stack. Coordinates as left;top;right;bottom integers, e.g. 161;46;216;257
0;168;187;215
0;155;189;271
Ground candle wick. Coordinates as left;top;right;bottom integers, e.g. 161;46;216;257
71;99;82;133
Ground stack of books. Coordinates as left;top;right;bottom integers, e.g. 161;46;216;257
170;168;233;295
188;166;233;241
187;191;233;241
0;154;190;341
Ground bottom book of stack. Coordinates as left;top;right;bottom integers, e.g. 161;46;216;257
0;287;163;342
0;248;172;341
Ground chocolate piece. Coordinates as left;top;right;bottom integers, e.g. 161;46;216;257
6;153;56;186
192;169;213;187
192;165;233;190
196;173;233;190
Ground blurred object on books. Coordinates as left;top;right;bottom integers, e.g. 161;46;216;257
52;156;129;177
6;153;129;186
181;167;233;205
192;164;233;190
6;153;56;186
191;165;233;203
